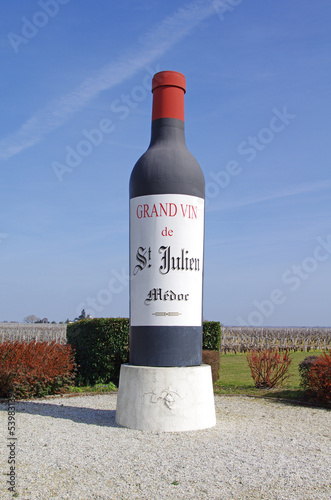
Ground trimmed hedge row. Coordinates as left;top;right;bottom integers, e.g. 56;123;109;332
67;318;129;386
67;318;221;386
202;321;221;351
0;340;76;399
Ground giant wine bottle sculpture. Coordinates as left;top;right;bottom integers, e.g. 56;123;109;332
129;70;205;366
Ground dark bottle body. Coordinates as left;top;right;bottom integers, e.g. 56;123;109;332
130;118;204;199
129;72;205;367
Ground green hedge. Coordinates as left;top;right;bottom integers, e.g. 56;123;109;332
202;321;221;351
67;319;221;386
67;318;129;386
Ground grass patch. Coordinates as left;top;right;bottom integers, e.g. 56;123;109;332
66;382;117;394
215;350;328;404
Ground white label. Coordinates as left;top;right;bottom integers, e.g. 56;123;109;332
130;194;204;326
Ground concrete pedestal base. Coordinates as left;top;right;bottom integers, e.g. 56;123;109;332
115;364;216;432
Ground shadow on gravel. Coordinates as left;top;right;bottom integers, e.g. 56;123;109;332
262;392;330;411
0;400;119;427
214;390;330;411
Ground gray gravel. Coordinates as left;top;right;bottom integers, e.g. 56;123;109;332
1;393;330;499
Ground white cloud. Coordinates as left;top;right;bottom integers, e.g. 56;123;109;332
0;0;214;161
214;179;331;211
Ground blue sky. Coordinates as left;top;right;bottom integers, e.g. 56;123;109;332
1;0;330;326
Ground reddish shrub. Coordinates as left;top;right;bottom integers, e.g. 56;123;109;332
306;351;331;403
246;348;292;388
0;341;77;399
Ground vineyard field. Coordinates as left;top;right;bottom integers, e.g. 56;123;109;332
221;327;331;353
0;323;67;344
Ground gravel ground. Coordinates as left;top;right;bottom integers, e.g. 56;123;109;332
1;393;330;499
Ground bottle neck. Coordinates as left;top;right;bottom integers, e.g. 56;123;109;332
150;83;186;146
150;118;186;146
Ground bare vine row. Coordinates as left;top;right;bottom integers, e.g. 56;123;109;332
0;323;67;344
221;327;331;353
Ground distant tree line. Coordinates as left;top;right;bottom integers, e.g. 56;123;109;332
20;309;89;325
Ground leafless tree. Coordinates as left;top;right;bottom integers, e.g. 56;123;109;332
24;314;40;324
